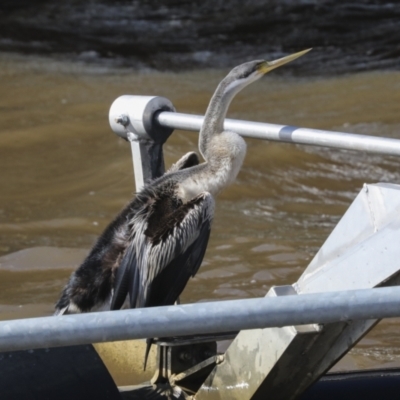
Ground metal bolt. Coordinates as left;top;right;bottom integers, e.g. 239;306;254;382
115;114;130;127
179;351;192;361
216;355;225;364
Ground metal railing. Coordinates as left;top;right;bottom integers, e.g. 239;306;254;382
156;111;400;156
1;286;400;353
108;95;400;192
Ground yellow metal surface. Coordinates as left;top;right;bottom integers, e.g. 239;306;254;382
93;340;157;386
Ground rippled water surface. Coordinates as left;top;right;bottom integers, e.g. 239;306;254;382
1;53;400;374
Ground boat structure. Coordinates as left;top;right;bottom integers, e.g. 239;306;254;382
2;94;400;399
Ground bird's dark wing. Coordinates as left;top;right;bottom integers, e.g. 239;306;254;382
111;191;214;310
146;212;211;307
138;191;214;308
109;156;203;311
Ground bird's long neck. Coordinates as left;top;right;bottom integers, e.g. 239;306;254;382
199;79;242;160
176;78;247;202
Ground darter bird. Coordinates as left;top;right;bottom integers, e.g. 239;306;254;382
55;48;310;366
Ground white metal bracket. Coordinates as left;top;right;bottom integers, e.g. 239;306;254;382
197;182;400;400
109;95;176;191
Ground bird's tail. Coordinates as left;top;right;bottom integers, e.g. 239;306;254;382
143;338;153;371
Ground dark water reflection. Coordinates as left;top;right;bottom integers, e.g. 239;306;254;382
1;53;400;373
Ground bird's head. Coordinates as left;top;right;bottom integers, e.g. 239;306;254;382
223;48;311;93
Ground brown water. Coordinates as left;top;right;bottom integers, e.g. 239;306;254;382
1;53;400;374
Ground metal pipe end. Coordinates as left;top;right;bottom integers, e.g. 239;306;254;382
109;95;176;143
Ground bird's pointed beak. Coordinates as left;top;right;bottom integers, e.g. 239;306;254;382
257;48;312;74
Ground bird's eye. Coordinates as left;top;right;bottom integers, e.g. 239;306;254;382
238;63;261;80
237;73;247;80
237;70;253;80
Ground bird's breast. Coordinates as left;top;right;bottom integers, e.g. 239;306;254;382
177;131;246;202
177;178;211;203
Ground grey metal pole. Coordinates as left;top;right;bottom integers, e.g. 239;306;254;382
1;287;400;353
156;111;400;156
